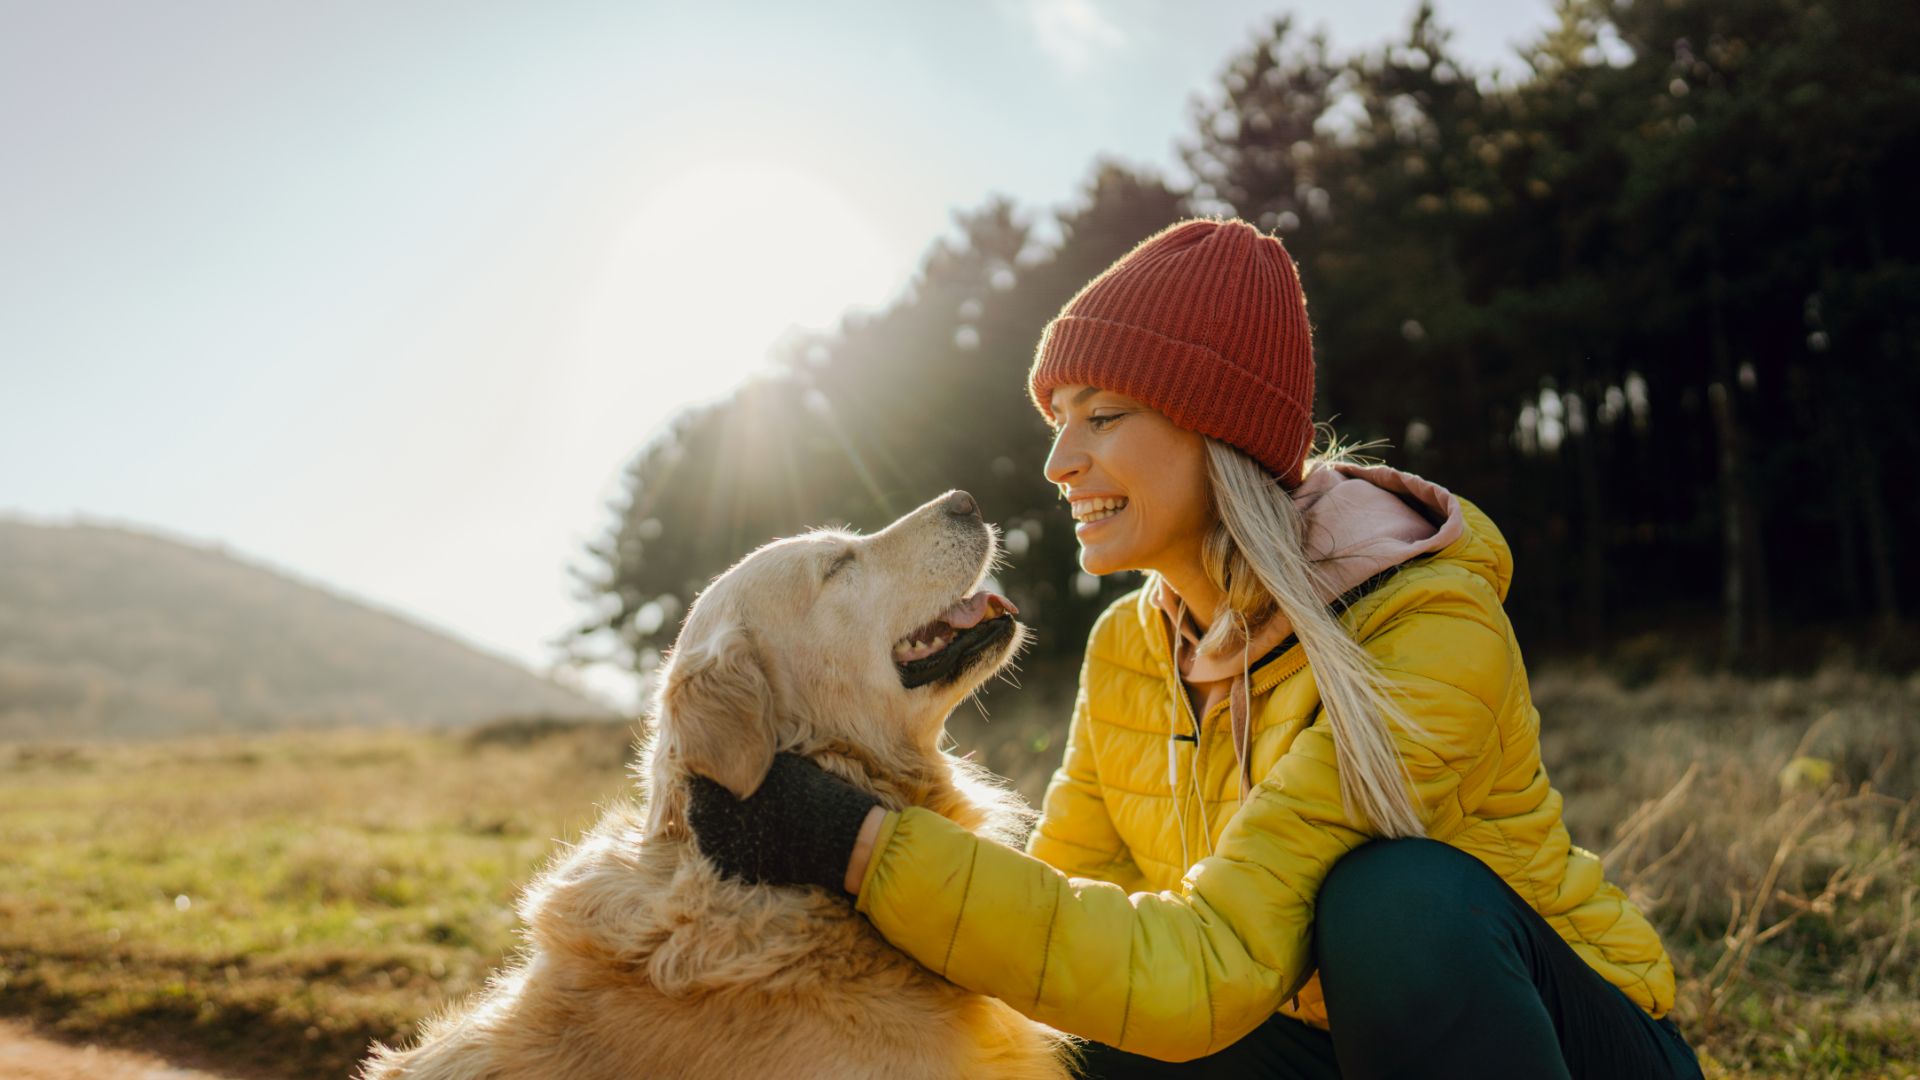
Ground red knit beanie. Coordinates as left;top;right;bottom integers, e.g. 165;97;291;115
1028;218;1316;488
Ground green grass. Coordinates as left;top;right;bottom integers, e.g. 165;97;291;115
0;725;638;1078
2;665;1917;1079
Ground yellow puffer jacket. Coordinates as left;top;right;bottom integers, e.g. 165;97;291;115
854;494;1676;1062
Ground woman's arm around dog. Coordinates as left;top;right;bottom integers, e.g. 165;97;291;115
848;569;1510;1063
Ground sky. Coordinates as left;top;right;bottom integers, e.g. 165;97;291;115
0;0;1558;713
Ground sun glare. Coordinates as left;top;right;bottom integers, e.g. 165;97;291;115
574;160;897;413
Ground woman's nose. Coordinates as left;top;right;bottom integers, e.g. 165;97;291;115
1044;435;1085;487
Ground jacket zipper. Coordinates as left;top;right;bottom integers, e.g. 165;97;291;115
1163;641;1314;1013
1164;650;1310;855
1169;679;1202;861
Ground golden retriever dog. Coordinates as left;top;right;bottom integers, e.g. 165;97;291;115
359;490;1077;1080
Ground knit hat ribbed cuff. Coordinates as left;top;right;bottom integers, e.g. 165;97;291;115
1032;313;1313;488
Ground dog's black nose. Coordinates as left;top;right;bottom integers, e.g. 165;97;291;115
945;490;979;518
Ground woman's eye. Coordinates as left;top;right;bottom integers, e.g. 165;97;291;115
1089;413;1123;430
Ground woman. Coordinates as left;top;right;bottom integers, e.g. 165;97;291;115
687;219;1704;1078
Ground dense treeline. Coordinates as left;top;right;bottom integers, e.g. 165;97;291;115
565;0;1917;684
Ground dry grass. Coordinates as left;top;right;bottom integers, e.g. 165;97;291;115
1526;663;1920;1078
0;665;1915;1079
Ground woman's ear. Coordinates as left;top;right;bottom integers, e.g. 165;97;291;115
657;621;777;799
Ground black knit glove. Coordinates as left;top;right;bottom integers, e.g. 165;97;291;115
685;752;881;896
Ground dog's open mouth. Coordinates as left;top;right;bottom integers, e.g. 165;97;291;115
893;590;1020;689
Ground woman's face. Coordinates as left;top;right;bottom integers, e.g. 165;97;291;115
1043;385;1213;577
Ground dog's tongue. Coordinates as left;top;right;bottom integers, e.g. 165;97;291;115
941;589;1019;630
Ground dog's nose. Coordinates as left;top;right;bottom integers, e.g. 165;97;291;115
945;490;979;519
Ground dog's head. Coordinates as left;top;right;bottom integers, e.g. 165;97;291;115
643;490;1030;833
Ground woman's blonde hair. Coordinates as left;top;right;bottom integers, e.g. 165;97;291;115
1168;423;1431;839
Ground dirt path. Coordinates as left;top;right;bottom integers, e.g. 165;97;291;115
0;1020;248;1080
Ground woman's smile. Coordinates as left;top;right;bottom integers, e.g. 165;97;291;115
1070;495;1129;535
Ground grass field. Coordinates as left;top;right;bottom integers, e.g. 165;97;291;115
1;664;1916;1079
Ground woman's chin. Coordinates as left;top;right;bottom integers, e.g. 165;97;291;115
1077;545;1131;578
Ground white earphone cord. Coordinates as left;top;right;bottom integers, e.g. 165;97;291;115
1168;598;1263;869
1169;597;1192;870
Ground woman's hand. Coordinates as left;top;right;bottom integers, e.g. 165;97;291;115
684;752;884;896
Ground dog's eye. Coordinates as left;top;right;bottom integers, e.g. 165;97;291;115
823;552;856;581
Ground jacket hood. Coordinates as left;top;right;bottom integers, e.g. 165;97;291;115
1151;460;1504;684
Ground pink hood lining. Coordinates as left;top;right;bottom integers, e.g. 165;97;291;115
1148;460;1465;802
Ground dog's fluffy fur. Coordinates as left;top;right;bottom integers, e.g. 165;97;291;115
359;493;1077;1079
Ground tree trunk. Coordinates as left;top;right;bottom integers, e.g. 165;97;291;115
1707;377;1746;666
1857;185;1904;628
1570;377;1606;649
1739;357;1772;660
1855;436;1899;628
1702;189;1769;669
1828;419;1864;616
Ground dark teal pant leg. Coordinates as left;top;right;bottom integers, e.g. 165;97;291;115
1070;1008;1342;1079
1313;837;1704;1080
1073;837;1704;1079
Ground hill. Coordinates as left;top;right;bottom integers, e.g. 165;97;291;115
0;516;615;740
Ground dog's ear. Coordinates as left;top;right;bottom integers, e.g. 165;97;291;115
658;620;777;799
